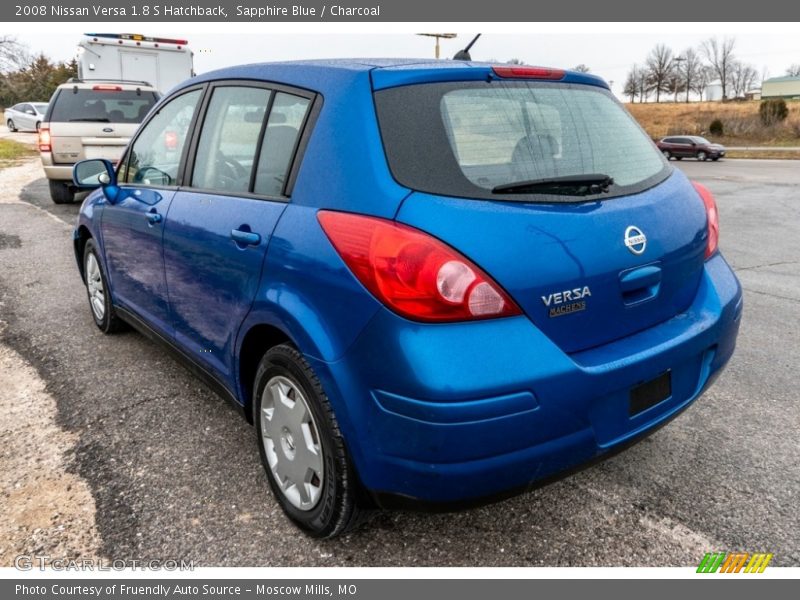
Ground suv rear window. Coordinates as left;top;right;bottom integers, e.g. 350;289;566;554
49;89;159;124
375;81;669;202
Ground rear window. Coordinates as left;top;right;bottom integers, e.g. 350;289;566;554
49;89;159;124
375;81;669;202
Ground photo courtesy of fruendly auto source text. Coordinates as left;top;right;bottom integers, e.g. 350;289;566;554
0;0;798;597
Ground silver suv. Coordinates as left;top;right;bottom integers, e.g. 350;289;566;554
39;79;159;203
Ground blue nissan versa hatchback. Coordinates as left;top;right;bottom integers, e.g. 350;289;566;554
72;59;742;537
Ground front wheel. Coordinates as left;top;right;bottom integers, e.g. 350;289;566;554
83;239;125;333
712;157;720;162
697;151;708;161
7;119;16;132
254;344;366;538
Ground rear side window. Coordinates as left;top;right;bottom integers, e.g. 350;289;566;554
49;89;159;124
253;92;310;197
375;81;669;202
191;86;271;193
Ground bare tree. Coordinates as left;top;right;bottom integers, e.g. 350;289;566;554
0;36;30;72
645;44;674;102
787;64;800;77
680;48;703;102
624;65;642;102
693;66;714;101
729;62;758;98
701;37;736;100
572;64;591;73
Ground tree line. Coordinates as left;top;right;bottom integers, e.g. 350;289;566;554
624;37;796;103
0;36;77;108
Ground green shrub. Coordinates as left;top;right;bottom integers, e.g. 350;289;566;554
709;119;724;136
759;99;789;126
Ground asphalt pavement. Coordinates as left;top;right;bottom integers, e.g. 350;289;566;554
0;158;797;567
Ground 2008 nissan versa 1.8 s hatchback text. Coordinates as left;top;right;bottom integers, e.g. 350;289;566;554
72;59;742;538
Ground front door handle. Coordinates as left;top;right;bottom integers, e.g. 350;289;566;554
146;209;162;225
230;229;261;246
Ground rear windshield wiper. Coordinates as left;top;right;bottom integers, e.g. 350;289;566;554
492;174;614;195
69;118;110;122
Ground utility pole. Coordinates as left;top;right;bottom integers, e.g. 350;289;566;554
416;33;457;59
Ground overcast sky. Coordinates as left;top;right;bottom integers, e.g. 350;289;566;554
10;31;800;96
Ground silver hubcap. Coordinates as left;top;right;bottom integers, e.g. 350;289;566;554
85;253;105;321
260;376;324;511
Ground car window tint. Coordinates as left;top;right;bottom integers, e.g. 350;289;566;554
120;89;202;186
49;89;158;124
253;92;310;197
191;86;270;194
21;104;33;113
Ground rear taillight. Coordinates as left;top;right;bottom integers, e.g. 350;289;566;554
317;211;522;322
492;66;566;80
92;85;122;91
693;182;719;259
38;127;51;153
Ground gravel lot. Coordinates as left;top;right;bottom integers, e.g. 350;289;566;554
0;157;798;567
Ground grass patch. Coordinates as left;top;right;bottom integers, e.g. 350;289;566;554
725;149;800;160
0;138;37;168
627;100;800;147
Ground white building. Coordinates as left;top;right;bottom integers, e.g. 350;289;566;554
704;81;723;101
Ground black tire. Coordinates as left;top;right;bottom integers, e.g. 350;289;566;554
7;119;16;132
675;157;683;161
253;344;367;538
35;121;41;131
662;150;671;160
83;239;125;333
49;180;75;204
712;157;720;162
697;151;708;162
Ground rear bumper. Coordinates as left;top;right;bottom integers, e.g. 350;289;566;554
308;253;742;506
41;159;74;182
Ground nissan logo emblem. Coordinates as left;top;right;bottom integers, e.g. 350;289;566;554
624;226;647;255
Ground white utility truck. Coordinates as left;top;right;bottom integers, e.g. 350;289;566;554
77;33;194;93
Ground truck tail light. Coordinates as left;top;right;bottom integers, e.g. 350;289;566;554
318;211;522;322
38;127;51;152
692;182;719;259
92;85;122;91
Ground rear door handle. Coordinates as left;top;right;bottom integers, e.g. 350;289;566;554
146;209;162;225
230;229;261;246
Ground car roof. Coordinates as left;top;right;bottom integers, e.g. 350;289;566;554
182;58;610;94
56;80;158;91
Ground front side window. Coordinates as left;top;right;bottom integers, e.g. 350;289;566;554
121;89;202;186
191;86;270;193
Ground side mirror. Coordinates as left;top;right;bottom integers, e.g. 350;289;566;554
73;159;120;202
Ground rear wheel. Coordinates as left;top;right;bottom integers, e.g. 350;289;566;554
254;344;366;538
6;119;16;132
35;121;41;131
675;157;683;161
661;150;671;160
49;180;75;204
697;151;708;161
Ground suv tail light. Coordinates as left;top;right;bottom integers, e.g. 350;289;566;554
92;85;123;91
38;127;51;153
692;182;719;259
318;211;522;322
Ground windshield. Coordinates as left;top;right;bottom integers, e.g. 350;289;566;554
49;89;159;124
375;81;669;202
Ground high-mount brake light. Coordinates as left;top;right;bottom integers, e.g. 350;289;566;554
491;66;566;80
317;211;522;322
692;182;719;259
92;85;123;91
